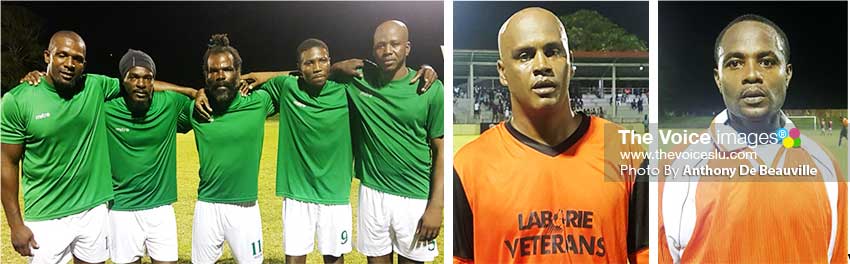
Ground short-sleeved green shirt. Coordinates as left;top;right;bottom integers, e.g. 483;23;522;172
1;74;121;221
178;90;276;203
105;91;193;211
261;76;353;205
347;68;444;199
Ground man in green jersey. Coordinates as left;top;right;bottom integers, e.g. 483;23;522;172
180;34;276;264
261;38;354;264
349;20;444;264
2;30;119;264
103;49;193;264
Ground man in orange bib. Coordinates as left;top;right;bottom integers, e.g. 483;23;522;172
659;14;847;263
454;7;648;263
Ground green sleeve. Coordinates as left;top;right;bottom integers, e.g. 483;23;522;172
101;75;122;100
0;93;26;144
252;89;277;117
170;91;194;134
258;75;290;106
176;99;193;134
425;81;444;139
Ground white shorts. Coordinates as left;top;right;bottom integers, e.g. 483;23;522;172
356;185;438;262
191;201;263;264
25;204;109;264
282;198;352;257
108;204;178;263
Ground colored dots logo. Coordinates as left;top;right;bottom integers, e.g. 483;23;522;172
776;127;801;148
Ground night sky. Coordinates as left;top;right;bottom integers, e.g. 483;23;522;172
8;1;444;89
453;1;649;50
661;1;848;113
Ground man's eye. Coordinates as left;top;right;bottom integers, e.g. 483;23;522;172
760;59;775;67
519;52;532;62
726;60;742;68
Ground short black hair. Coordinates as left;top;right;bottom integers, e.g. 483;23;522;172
296;38;329;63
203;34;243;73
714;14;790;64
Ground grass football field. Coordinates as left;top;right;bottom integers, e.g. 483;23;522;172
1;120;444;263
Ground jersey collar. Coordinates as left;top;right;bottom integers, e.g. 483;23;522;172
506;112;590;157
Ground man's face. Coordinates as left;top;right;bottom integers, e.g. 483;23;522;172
122;66;154;107
298;47;330;88
205;52;239;104
715;21;792;121
44;36;86;89
373;25;410;73
498;11;573;113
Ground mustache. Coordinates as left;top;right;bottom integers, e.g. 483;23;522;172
208;81;237;91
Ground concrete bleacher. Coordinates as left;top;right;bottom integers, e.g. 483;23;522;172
575;93;647;123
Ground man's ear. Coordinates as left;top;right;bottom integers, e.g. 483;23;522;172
784;63;793;87
714;66;723;94
43;49;51;66
497;59;508;87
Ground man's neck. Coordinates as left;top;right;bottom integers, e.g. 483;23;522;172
302;81;325;97
510;105;580;147
44;74;55;88
727;111;783;135
380;65;409;83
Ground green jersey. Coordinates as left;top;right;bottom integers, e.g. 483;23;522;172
1;74;120;221
105;91;193;211
261;76;353;205
179;90;276;203
347;68;444;199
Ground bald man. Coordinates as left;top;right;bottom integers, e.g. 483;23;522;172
348;20;444;263
2;30;122;263
453;8;647;263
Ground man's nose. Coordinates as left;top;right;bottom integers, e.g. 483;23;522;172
532;54;554;76
742;60;763;85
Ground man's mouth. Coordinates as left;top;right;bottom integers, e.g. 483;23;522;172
133;90;148;98
59;71;74;81
740;88;766;105
531;80;558;96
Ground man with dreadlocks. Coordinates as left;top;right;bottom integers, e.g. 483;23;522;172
177;34;277;264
